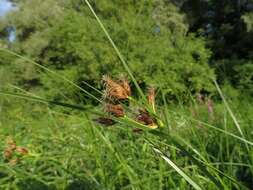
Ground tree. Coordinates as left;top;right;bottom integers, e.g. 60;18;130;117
0;0;215;102
180;0;253;95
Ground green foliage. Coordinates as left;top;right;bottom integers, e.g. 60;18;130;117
242;13;253;32
1;94;253;189
234;62;253;95
180;0;253;95
0;0;215;102
1;1;253;189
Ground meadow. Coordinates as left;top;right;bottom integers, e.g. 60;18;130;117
1;85;253;190
1;0;253;189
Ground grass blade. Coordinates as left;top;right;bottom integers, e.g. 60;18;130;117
213;79;249;151
0;91;100;115
147;141;203;190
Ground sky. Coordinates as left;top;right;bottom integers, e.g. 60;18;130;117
0;0;16;42
0;0;14;17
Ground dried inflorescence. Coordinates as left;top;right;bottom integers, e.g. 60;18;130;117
102;75;130;101
7;136;16;150
97;75;159;129
105;103;124;117
94;117;116;126
136;109;155;125
148;87;156;111
16;147;29;155
136;87;158;129
3;136;29;165
96;75;131;126
136;110;158;129
3;148;13;159
118;77;131;97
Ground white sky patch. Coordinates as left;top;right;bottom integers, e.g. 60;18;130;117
0;0;14;17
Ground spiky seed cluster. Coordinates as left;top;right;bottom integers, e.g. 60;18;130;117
118;77;131;97
136;87;158;129
105;103;124;117
96;76;131;126
3;136;29;165
136;109;154;125
97;75;158;129
102;75;130;101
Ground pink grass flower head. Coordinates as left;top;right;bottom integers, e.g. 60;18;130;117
207;97;214;120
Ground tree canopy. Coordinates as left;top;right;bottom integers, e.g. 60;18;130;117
1;0;252;102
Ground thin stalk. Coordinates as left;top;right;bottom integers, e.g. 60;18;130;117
213;79;249;151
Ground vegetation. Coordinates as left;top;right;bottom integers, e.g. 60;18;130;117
0;0;253;189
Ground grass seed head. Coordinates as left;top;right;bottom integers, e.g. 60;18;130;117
136;109;155;125
102;75;129;100
3;148;13;159
148;87;155;110
16;147;29;155
118;77;131;96
9;158;19;166
6;136;16;150
94;117;116;126
105;103;124;117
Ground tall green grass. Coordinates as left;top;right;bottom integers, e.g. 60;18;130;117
1;95;253;189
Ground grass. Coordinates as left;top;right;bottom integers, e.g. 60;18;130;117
1;90;253;189
0;1;253;189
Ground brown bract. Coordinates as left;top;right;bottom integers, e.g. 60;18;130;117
3;148;13;159
132;128;143;133
136;87;158;129
16;147;29;155
136;109;158;129
9;159;19;166
105;104;124;117
7;136;16;150
3;137;29;165
118;77;131;96
148;87;155;108
102;75;129;100
94;117;116;126
136;109;155;125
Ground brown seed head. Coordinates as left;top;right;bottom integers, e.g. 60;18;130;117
3;148;13;159
9;158;19;166
132;128;143;133
105;104;124;117
148;87;155;108
136;109;155;125
6;136;16;150
102;75;129;100
136;109;158;129
118;77;131;96
16;147;29;155
94;117;116;126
